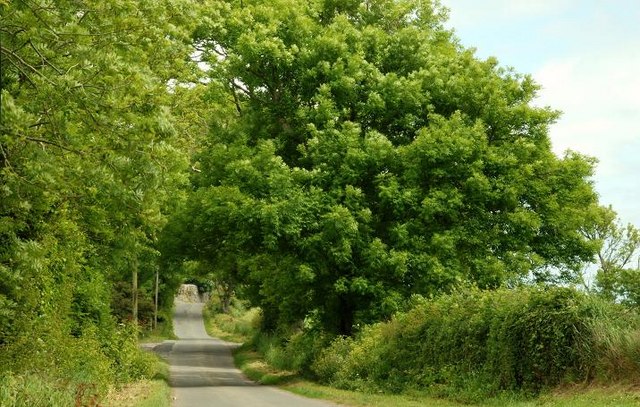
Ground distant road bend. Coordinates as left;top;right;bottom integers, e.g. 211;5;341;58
154;301;335;407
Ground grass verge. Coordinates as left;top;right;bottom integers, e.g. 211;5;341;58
233;345;473;406
103;350;171;407
103;379;171;407
205;295;640;407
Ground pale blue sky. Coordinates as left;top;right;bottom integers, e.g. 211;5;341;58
443;0;640;228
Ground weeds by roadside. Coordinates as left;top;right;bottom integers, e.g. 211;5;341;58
203;297;259;344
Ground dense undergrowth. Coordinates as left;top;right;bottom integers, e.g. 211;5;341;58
204;297;260;344
208;286;640;404
0;323;166;407
312;287;640;402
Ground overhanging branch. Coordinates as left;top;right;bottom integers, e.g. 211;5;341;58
25;137;85;155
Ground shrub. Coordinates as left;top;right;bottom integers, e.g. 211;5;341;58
310;286;640;401
249;328;331;377
312;336;354;383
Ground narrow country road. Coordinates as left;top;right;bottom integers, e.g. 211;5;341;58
155;301;336;407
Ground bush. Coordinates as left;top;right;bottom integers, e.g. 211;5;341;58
105;323;157;383
311;286;640;401
312;336;354;384
205;297;261;343
253;330;330;376
0;318;161;405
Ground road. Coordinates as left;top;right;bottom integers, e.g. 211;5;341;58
155;301;336;407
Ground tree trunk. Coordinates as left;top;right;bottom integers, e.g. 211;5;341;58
337;295;354;336
132;269;138;324
153;270;159;329
217;281;233;314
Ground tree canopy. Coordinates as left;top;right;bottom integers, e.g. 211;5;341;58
0;0;200;384
5;0;632;402
167;0;600;334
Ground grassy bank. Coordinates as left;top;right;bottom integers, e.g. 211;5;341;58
203;297;259;344
103;378;171;407
205;287;640;406
102;347;171;407
0;352;171;407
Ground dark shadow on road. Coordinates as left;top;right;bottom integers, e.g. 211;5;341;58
169;372;257;388
154;338;254;388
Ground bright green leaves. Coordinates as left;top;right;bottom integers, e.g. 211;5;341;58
401;113;487;187
0;0;201;388
173;0;602;335
321;205;359;265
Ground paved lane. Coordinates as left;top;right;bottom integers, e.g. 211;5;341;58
157;301;336;407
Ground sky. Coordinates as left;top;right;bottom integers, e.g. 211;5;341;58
443;0;640;228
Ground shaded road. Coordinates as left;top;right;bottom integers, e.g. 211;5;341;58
155;301;336;407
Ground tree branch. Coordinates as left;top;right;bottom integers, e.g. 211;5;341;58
28;39;63;74
229;81;243;115
25;137;84;155
0;144;11;170
0;45;55;85
3;57;38;88
229;78;253;98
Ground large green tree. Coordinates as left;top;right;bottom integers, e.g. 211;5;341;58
0;0;198;385
171;0;600;334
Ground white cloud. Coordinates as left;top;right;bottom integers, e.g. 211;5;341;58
501;0;575;18
533;50;640;225
534;52;640;153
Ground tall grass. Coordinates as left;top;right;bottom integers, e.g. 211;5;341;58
0;322;161;407
0;373;75;407
582;305;640;381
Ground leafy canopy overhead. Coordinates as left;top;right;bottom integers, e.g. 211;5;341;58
170;0;599;334
0;0;200;382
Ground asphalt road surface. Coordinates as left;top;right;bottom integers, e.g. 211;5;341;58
155;301;336;407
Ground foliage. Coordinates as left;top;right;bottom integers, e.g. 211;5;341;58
232;342;640;407
580;206;640;305
103;354;171;407
167;0;601;335
0;0;633;402
215;292;640;405
286;381;640;407
0;352;169;407
0;373;74;407
311;286;640;402
204;296;261;343
0;322;160;406
0;0;200;399
102;379;171;407
580;306;640;381
253;330;331;375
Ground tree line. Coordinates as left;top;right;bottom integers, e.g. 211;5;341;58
1;0;638;399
